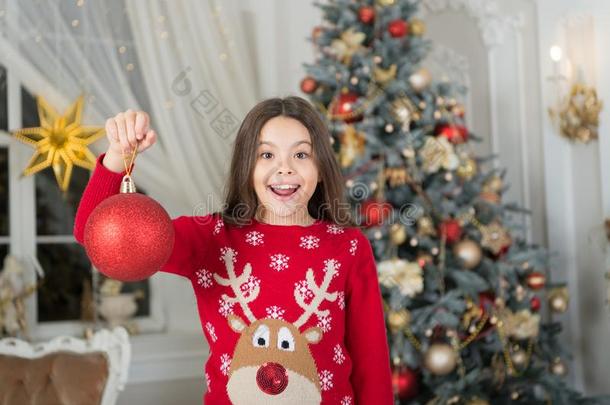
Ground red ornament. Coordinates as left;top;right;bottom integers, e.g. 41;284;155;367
312;26;324;41
526;272;546;290
436;124;469;144
330;92;363;123
530;296;541;311
358;6;375;24
388;19;409;38
438;219;462;244
300;76;318;94
84;192;175;281
360;200;393;227
391;366;419;400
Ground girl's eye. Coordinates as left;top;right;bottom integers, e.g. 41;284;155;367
260;152;273;159
295;152;309;159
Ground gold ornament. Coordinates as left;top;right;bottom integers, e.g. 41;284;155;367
480;221;511;255
548;287;569;313
501;309;540;339
390;223;407;245
456;158;477;180
338;125;366;168
417;216;437;237
330;28;366;65
453;239;482;269
376;0;395;6
390;97;418;128
373;64;397;86
549;82;603;143
551;358;567;376
387;308;411;333
410;19;426;36
483;176;503;193
408;68;432;92
424;343;457;375
12;95;104;192
377;258;423;297
421;137;459;173
384;167;410;188
510;348;528;367
466;398;490;405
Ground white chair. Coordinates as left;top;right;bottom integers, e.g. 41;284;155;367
0;327;131;405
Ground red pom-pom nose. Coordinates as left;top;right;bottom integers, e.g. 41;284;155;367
256;362;288;395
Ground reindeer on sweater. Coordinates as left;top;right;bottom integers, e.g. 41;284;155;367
213;249;338;404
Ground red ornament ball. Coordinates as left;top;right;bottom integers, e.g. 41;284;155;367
360;200;393;227
300;76;318;94
436;124;469;144
391;366;419;400
330;92;363;123
84;193;175;282
388;19;409;38
526;272;546;290
312;26;324;41
530;296;541;311
438;219;462;244
358;6;375;24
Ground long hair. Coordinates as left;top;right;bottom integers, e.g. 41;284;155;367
220;96;355;227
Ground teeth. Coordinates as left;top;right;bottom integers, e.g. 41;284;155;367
270;184;299;190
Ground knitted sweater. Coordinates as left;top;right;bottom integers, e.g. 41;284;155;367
74;153;393;405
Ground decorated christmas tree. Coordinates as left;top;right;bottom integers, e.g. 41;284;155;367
301;0;598;403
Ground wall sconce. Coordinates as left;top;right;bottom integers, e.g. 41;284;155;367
547;16;603;143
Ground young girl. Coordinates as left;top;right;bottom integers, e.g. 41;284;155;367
74;96;393;404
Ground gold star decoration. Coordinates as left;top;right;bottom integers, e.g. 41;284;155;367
480;221;512;254
330;28;366;65
12;95;104;192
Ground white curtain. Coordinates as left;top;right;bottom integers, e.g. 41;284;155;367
0;0;259;214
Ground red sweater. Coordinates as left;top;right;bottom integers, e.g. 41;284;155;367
74;153;393;405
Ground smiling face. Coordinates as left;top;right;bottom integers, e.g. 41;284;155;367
252;116;320;225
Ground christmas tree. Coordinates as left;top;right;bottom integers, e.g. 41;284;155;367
300;0;599;403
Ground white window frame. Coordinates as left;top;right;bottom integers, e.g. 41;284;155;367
2;72;165;341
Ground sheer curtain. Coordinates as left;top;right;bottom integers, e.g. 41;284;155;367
0;0;259;214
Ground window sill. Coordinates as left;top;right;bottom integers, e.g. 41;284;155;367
127;330;209;384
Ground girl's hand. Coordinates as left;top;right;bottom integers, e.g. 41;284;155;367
103;109;157;173
105;109;157;156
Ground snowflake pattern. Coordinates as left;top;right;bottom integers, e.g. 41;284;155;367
219;247;237;263
341;396;353;405
205;372;211;393
205;322;217;342
269;253;290;272
327;224;344;234
333;344;345;364
240;275;260;299
317;314;332;333
220;353;232;376
265;305;285;319
196;268;213;288
294;280;314;301
337;291;345;310
323;258;341;279
349;238;358;256
319;370;333;391
213;219;224;235
299;235;320;250
245;231;264;246
218;297;234;317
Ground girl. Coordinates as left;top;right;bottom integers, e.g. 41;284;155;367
74;96;393;404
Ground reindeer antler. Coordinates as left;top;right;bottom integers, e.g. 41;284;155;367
214;249;258;323
293;260;339;328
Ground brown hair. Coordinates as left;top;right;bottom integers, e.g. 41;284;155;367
220;96;355;227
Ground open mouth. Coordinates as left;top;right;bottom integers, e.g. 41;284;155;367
268;184;300;197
